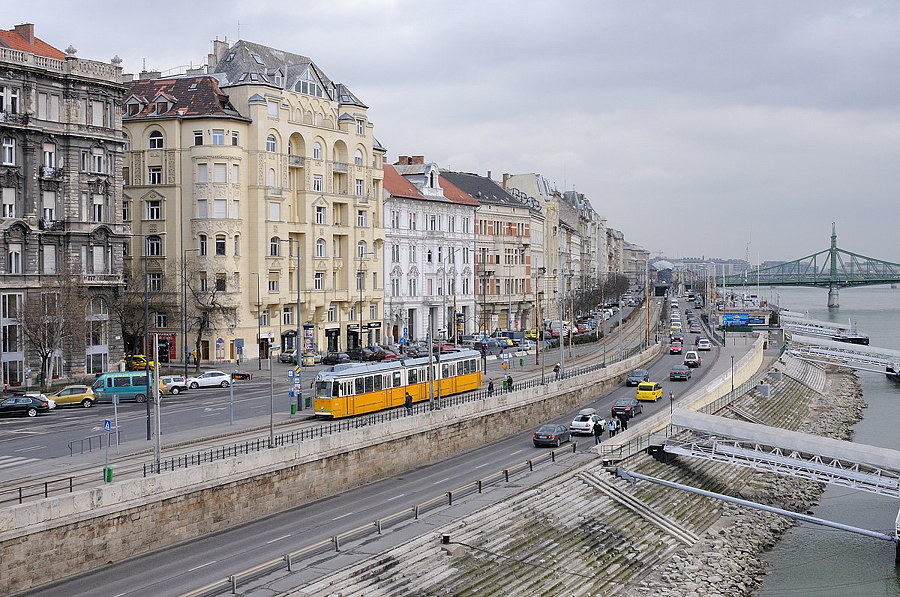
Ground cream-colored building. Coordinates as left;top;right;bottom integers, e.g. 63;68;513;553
122;38;384;364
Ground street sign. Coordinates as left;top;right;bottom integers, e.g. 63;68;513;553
103;419;112;432
287;370;295;378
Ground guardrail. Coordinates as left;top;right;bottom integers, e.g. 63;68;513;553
179;443;580;597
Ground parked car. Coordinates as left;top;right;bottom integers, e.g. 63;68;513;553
322;352;352;365
50;385;96;407
402;345;430;358
532;423;571;447
301;350;324;364
669;341;683;355
626;369;650;386
372;346;399;360
160;375;189;395
347;347;383;362
697;338;712;351
279;349;297;364
683;351;702;368
0;396;51;417
186;370;231;389
669;365;692;381
124;354;155;371
636;381;664;402
474;339;505;355
611;397;643;419
569;408;605;435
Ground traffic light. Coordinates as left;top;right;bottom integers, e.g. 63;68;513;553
157;340;170;363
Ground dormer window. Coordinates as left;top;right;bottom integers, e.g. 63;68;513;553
127;103;140;116
295;67;324;98
156;101;167;114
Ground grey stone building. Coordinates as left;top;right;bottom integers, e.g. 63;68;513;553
0;23;127;387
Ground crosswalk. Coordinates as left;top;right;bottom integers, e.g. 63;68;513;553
0;455;40;470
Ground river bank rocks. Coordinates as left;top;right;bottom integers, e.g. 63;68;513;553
632;368;865;597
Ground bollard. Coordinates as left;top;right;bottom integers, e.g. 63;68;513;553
103;465;114;483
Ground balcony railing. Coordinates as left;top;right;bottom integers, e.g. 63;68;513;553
0;111;28;125
82;273;125;285
288;155;305;168
40;166;64;179
333;161;349;173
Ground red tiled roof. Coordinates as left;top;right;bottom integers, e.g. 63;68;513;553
0;25;66;60
124;76;247;119
383;164;425;200
440;176;480;206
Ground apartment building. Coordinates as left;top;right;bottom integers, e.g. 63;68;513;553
0;23;127;386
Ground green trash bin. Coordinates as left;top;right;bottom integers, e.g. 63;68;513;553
519;358;524;367
103;465;114;483
290;403;297;415
305;396;312;408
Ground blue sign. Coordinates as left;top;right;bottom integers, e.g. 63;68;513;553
103;419;112;432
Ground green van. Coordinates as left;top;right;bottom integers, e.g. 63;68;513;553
91;372;158;403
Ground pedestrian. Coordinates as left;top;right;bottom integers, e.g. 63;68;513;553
618;413;628;431
553;362;561;381
487;379;494;397
607;418;618;438
404;392;413;416
593;419;603;445
506;373;513;392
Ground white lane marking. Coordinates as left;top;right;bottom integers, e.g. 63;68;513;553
188;560;217;571
332;512;354;520
432;477;450;485
508;449;524;456
0;456;39;469
266;534;292;544
473;463;490;469
13;445;45;453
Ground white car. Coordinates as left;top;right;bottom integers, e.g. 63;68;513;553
697;338;712;351
569;408;605;435
186;371;231;389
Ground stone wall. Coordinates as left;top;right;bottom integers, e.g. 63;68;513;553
0;345;661;594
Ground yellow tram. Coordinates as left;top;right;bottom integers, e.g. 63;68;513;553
313;349;483;418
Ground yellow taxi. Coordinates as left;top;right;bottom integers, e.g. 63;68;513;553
635;381;664;402
524;329;538;340
124;354;155;370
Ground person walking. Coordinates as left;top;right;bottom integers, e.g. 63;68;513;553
404;392;413;416
505;373;513;392
553;362;561;381
593;419;603;445
607;417;618;438
618;412;628;431
487;379;494;397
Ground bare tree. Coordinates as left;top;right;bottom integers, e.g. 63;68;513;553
183;264;236;371
17;270;89;390
108;260;180;357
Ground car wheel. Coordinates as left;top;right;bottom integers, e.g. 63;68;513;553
220;381;230;388
135;393;146;403
170;387;180;395
190;382;199;389
555;438;561;447
26;407;38;417
81;399;93;408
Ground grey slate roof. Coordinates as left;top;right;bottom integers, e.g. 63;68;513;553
441;170;538;211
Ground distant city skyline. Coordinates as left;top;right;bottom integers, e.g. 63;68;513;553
10;1;900;263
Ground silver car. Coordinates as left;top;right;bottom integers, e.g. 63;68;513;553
186;371;231;389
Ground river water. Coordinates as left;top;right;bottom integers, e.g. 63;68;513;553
755;285;900;596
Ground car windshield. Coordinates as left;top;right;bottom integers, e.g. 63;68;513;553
537;425;557;433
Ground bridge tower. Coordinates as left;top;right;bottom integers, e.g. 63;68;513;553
827;223;840;308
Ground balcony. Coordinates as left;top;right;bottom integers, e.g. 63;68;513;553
40;166;64;179
333;161;349;173
0;111;29;125
288;155;305;168
38;219;66;231
82;273;125;286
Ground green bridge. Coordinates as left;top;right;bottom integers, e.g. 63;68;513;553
721;224;900;307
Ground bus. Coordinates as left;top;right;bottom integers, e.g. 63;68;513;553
91;371;159;403
313;349;483;418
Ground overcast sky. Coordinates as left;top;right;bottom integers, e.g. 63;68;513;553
11;1;900;264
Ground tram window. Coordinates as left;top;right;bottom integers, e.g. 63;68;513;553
442;364;450;378
343;381;352;396
374;375;382;391
332;382;339;397
365;376;374;392
355;377;364;394
408;369;418;384
393;371;402;387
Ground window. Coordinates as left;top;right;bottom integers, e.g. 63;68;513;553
148;166;162;185
370;304;378;320
232;164;239;183
231;131;239;146
314;272;324;290
282;305;293;325
408;213;416;230
214;163;227;183
215;273;226;291
390;278;400;297
146;200;161;220
390;211;400;229
295;68;324;98
154;312;168;329
0;86;20;113
92;195;104;222
266;135;277;153
327;304;336;322
233;235;240;256
267;168;276;187
354;149;363;165
270;237;281;257
148;131;163;149
2;138;15;165
429;215;437;231
42;246;56;274
313;175;323;192
267;100;279;117
92;149;106;172
357;241;368;259
312;142;322;160
212;129;224;145
357;210;367;227
2;188;15;218
42;143;56;168
122;200;129;221
259;308;269;326
355;179;364;196
426;250;433;264
197;163;208;183
315;206;326;225
408;278;417;296
146;236;163;257
410;245;417;262
356;119;365;135
268;202;281;221
215;198;227;218
269;279;279;292
356;272;365;291
199;272;208;292
193;131;203;146
391;244;399;263
199;234;208;256
7;244;22;274
147;273;163;292
216;235;226;256
315;238;326;258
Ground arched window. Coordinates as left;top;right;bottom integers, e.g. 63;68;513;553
270;236;281;256
266;134;277;153
199;234;208;256
215;234;226;256
233;234;240;256
123;133;130;151
357;241;368;259
267;168;276;187
146;235;163;256
148;131;163;149
354;149;363;166
315;238;326;258
312;142;322;160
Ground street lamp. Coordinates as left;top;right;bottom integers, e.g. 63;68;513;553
731;355;735;392
250;272;262;370
133;231;165;442
356;249;376;360
182;247;201;379
268;346;280;448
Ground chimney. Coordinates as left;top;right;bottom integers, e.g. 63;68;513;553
412;155;425;165
487;170;492;180
208;39;230;72
14;23;35;44
502;173;510;189
396;156;412;165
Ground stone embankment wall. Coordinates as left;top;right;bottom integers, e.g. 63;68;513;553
284;362;864;597
0;346;661;595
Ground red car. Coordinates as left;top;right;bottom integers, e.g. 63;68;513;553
669;341;683;355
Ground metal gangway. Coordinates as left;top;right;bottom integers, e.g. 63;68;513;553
665;409;900;556
786;334;900;375
780;314;854;340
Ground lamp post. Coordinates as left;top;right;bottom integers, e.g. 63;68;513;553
250;272;262;370
182;247;200;380
669;391;675;416
356;250;376;360
268;346;280;448
275;238;304;409
133;231;165;442
731;355;735;392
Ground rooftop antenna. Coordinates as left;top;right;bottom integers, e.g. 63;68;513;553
237;22;247;39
